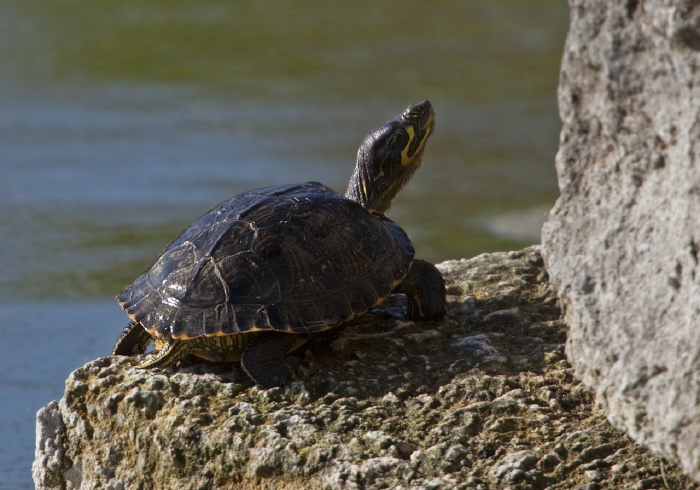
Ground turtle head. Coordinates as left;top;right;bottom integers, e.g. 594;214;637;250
346;100;435;214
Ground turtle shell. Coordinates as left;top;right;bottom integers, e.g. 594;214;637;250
118;181;414;340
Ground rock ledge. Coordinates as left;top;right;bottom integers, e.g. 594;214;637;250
33;247;693;489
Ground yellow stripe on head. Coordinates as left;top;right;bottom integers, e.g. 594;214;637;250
400;126;416;166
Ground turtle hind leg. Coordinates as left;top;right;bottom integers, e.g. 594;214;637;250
113;321;152;356
240;332;303;389
112;322;192;369
394;259;447;321
136;338;192;369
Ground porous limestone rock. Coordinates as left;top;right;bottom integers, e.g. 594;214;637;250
541;0;700;482
33;247;695;489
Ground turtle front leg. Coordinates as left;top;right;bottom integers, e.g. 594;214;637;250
394;259;446;321
240;332;305;389
113;321;152;356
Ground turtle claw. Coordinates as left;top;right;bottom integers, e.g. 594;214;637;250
394;259;447;321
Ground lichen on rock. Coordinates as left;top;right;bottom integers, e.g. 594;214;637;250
33;247;694;489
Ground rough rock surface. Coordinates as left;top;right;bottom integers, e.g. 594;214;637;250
541;0;700;482
33;247;695;489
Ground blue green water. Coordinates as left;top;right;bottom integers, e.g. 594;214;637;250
0;1;567;487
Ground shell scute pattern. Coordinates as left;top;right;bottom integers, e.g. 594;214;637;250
117;182;414;341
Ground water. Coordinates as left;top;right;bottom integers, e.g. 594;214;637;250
1;1;567;487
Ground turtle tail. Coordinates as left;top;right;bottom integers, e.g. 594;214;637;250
113;322;152;356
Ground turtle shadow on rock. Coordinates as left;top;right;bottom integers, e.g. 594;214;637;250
283;245;568;402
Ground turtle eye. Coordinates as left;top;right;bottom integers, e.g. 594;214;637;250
404;109;421;121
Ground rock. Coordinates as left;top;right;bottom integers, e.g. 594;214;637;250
33;402;66;490
33;247;695;489
541;0;700;482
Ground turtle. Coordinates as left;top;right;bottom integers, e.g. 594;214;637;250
112;100;446;388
